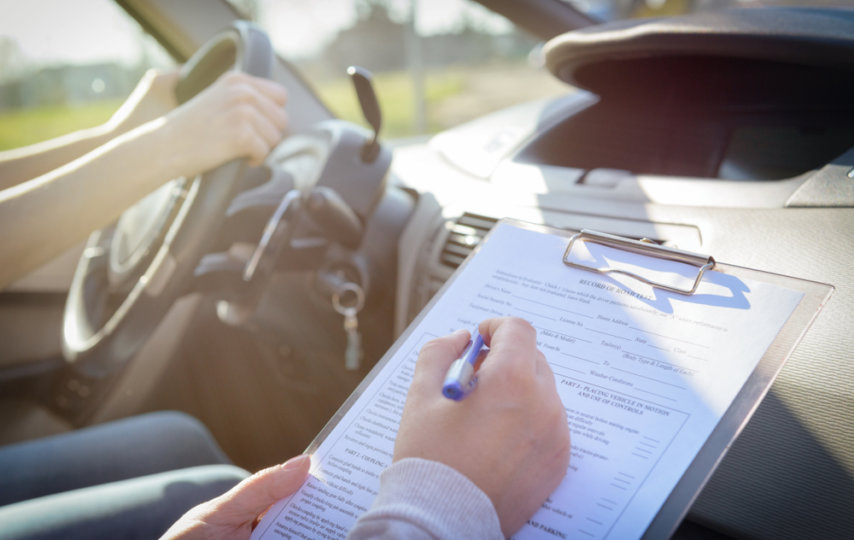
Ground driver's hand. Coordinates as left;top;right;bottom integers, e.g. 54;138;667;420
394;317;571;537
160;71;288;178
108;68;181;135
160;454;310;540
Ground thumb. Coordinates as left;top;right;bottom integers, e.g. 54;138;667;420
220;454;311;519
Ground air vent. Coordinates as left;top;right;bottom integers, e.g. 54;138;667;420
439;213;498;270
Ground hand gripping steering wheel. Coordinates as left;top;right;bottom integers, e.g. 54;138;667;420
63;22;274;377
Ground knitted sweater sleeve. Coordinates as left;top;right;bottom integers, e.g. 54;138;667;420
347;458;503;540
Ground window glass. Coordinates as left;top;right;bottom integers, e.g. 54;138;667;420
234;0;569;138
0;0;174;150
562;0;854;22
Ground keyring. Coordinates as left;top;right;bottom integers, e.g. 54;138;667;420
332;282;365;315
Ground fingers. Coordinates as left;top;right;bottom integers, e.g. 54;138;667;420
414;319;540;390
413;329;471;385
246;74;289;107
217;454;311;519
478;317;536;352
219;71;288;127
216;72;288;165
217;70;288;105
477;317;541;371
237;117;284;167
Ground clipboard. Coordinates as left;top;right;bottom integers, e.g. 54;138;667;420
555;225;833;538
254;218;833;540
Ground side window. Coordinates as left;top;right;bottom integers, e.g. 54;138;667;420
0;0;174;151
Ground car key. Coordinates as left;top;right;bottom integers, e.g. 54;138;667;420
332;282;365;370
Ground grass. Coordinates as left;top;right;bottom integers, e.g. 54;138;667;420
312;63;569;138
0;62;567;151
313;68;465;139
0;100;121;151
0;71;456;150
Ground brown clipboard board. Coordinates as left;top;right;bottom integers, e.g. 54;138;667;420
295;219;834;539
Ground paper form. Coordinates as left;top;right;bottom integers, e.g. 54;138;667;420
252;222;803;540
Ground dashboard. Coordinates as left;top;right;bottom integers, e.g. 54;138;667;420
381;10;854;539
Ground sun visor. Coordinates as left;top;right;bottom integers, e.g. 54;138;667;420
543;7;854;98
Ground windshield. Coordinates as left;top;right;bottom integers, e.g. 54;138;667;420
561;0;853;21
234;0;853;140
0;0;173;151
232;0;568;139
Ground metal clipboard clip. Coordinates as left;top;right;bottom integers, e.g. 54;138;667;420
563;230;716;295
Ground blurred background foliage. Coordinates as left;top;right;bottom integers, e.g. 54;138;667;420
2;0;846;150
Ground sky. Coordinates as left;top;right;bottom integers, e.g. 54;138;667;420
0;0;146;68
251;0;512;59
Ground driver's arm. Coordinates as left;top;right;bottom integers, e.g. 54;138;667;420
0;70;288;290
0;69;181;191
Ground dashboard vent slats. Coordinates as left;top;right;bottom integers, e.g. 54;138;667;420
439;213;498;270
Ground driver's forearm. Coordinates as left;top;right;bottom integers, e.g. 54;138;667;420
0;122;120;192
0;119;177;290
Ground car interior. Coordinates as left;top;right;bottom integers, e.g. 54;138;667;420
0;0;852;538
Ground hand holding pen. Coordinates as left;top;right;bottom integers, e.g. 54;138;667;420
442;331;486;400
394;317;570;538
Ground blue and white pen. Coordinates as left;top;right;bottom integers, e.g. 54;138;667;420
442;332;486;401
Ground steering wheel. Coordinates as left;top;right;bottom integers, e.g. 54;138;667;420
63;22;274;377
